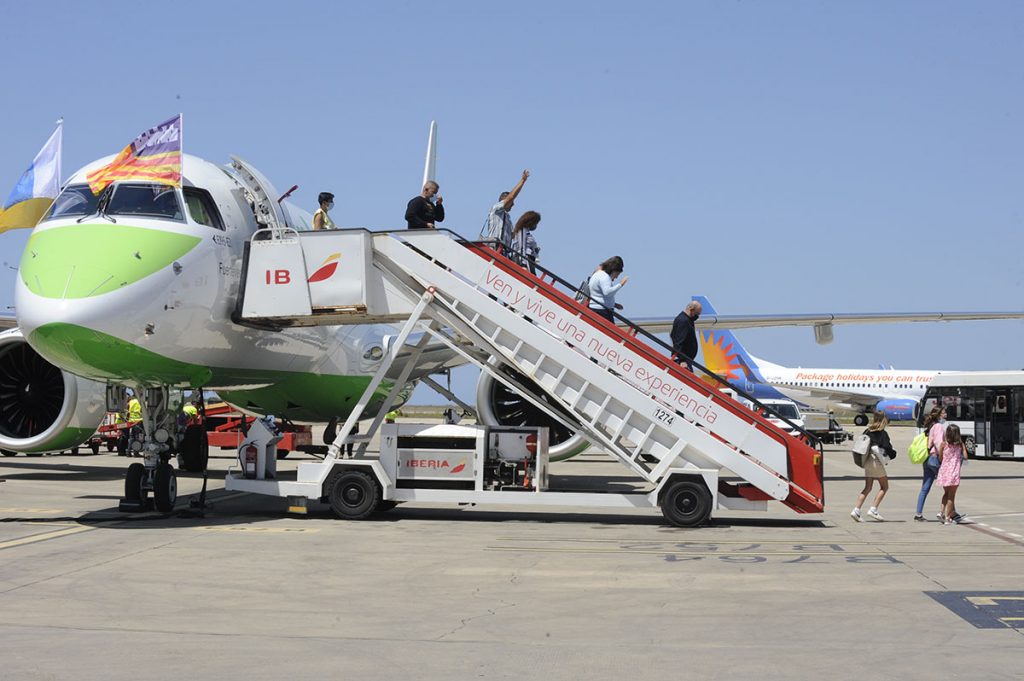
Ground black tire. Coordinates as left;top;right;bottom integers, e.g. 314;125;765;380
179;425;209;472
660;478;713;528
854;414;868;427
276;448;290;460
125;462;147;501
90;442;100;455
1;449;16;457
328;469;381;520
153;462;177;512
71;447;80;455
106;441;115;452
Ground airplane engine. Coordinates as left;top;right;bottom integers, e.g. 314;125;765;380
0;329;107;454
875;398;920;422
475;370;589;461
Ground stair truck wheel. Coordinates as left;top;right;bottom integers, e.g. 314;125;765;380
153;462;177;512
90;441;100;455
179;425;209;472
328;469;381;520
125;463;147;501
660;478;713;528
854;413;868;427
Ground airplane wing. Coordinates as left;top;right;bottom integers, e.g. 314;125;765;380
631;311;1024;335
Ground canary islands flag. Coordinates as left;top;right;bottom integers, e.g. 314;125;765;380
0;121;63;234
87;114;182;195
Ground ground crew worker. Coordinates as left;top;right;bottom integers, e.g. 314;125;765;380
127;396;142;423
183;400;200;427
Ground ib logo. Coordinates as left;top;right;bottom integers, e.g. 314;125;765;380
308;253;341;283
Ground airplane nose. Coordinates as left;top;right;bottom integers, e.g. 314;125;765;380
14;222;204;382
18;223;200;302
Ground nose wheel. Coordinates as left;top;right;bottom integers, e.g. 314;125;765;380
118;461;177;513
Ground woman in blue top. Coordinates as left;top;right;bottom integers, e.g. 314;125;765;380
587;256;629;322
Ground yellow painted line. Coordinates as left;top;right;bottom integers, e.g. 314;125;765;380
0;507;65;514
192;526;319;533
967;596;1024;606
0;525;93;550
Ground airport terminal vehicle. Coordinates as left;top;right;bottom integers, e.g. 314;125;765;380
917;371;1024;459
223;227;826;526
695;297;940;426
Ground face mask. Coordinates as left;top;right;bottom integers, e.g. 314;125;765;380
326;202;334;211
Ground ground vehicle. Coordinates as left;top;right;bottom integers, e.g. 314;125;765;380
759;398;805;435
221;229;824;527
802;411;852;444
917;371;1024;459
203;402;312;459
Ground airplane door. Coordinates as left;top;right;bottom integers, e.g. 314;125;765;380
989;389;1013;455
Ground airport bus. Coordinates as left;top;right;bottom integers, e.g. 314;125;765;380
917;371;1024;460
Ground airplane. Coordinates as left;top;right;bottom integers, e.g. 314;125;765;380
3;120;1023;510
692;296;940;425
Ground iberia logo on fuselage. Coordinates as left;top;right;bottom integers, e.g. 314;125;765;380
308;253;341;282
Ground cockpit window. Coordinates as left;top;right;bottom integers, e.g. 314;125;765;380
44;184;99;220
107;184;184;221
183;187;225;230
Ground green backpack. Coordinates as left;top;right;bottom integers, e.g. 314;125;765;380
908;431;929;464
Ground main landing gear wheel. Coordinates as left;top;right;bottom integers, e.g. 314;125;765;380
179;425;209;473
854;414;868;427
660;478;713;528
125;462;147;502
328;469;382;520
153;462;177;512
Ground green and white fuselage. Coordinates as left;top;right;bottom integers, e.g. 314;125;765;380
15;154;418;423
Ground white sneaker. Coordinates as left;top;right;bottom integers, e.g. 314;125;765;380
850;508;863;522
867;508;885;521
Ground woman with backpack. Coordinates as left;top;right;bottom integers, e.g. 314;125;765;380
937;423;968;524
914;406;946;521
851;412;897;522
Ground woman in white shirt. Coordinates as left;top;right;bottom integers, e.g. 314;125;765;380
587;255;628;322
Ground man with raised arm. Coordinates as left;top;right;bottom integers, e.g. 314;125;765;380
482;170;530;249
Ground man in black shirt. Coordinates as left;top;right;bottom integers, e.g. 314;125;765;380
670;300;703;370
405;181;444;229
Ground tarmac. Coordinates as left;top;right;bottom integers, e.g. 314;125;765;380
1;423;1022;680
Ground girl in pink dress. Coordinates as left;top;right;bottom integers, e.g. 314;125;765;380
937;424;967;524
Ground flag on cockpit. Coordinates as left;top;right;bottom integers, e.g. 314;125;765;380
87;114;182;195
0;120;62;233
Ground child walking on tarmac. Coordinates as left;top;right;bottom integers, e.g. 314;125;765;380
937;424;968;524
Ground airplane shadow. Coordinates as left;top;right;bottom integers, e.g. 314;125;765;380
0;459;129;483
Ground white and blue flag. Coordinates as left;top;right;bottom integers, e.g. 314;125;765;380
0;120;62;233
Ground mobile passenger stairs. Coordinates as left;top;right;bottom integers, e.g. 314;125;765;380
228;224;824;527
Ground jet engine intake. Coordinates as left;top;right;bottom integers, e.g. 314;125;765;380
0;329;106;453
475;370;588;462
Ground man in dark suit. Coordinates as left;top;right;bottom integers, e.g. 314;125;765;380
670;300;703;370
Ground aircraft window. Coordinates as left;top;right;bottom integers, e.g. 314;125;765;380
184;187;224;230
44;184;99;220
107;184;184;221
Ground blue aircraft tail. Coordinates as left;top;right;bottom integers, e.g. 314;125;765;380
694;296;787;399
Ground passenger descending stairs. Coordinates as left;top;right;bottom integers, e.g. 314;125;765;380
369;232;823;513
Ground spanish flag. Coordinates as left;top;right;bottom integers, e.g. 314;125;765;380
0;120;62;234
87;114;182;195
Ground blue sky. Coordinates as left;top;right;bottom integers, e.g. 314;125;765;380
1;1;1022;402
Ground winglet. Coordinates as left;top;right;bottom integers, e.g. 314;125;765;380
422;120;437;187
